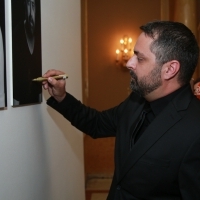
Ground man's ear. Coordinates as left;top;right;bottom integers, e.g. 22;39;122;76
163;60;180;80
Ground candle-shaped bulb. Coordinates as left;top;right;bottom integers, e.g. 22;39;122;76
128;38;132;50
124;48;128;54
120;39;124;44
120;39;124;51
116;49;120;61
124;48;129;60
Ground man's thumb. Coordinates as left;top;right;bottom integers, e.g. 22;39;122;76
48;77;53;83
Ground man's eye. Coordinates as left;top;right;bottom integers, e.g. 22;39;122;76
137;57;143;61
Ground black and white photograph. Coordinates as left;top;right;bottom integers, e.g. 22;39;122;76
0;0;6;108
12;0;42;106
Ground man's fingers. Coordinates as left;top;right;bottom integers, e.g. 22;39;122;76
42;83;49;90
47;77;58;86
43;69;65;78
42;69;66;102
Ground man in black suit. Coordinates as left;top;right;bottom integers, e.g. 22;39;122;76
42;21;200;199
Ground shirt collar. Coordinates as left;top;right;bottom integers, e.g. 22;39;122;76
148;84;189;116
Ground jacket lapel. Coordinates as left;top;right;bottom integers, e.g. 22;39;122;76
118;84;193;183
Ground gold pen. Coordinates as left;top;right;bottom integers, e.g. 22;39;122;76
32;74;68;82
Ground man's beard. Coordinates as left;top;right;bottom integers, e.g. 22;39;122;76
130;65;162;97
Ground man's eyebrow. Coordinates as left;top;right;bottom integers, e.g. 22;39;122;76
134;50;145;57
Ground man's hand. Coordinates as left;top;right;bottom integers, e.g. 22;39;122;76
42;69;66;102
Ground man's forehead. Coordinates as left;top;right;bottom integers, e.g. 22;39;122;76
134;33;153;55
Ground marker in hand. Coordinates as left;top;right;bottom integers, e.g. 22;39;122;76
32;74;68;82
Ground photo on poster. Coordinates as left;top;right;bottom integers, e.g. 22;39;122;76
0;0;7;109
11;0;42;106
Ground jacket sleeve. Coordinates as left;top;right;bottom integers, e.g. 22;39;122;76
179;135;200;199
47;92;125;138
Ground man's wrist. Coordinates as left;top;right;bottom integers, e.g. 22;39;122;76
55;93;67;103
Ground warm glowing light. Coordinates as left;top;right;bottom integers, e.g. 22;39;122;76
120;39;124;44
115;35;133;66
124;49;128;54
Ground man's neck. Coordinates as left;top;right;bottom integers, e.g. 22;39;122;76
145;82;182;102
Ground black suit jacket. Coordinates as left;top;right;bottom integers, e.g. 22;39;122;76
47;84;200;199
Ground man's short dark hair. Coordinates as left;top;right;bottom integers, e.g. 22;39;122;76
140;21;199;85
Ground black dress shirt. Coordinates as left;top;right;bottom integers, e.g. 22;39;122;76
134;84;188;143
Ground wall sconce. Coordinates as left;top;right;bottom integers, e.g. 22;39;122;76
116;35;133;67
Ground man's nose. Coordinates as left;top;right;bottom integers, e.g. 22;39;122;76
126;56;136;70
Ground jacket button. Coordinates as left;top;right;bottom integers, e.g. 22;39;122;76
117;185;121;190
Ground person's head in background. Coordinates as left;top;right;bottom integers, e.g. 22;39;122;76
193;78;200;99
24;0;36;55
24;0;36;37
